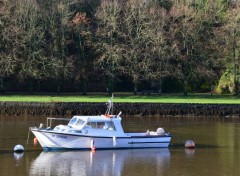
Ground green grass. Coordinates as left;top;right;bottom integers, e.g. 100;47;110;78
0;93;239;104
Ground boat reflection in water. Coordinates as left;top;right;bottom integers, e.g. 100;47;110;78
30;149;170;176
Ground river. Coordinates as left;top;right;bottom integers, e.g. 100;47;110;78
0;115;240;176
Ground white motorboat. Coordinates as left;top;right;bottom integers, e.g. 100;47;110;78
31;97;171;151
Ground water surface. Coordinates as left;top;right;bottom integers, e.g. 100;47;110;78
0;116;240;176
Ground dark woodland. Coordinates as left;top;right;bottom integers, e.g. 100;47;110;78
1;0;240;95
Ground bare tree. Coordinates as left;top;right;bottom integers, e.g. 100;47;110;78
95;0;123;94
118;0;155;94
167;0;225;95
0;0;18;93
146;2;173;95
41;0;75;93
70;11;93;95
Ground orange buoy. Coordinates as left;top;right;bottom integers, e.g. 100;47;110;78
185;140;195;149
34;138;38;145
90;139;96;151
91;146;96;152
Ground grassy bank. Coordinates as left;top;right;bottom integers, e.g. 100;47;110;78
0;93;239;104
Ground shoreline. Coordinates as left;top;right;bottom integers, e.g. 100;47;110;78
0;102;239;118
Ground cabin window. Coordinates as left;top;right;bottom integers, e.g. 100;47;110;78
85;122;105;129
69;130;82;133
53;127;60;131
97;122;105;128
103;122;116;130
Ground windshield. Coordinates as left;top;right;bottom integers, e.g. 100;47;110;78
68;117;78;126
75;119;85;126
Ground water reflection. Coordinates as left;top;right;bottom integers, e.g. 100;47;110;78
30;149;170;176
184;148;195;158
13;152;24;160
14;152;24;167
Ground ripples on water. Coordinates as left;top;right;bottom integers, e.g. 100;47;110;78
0;115;240;176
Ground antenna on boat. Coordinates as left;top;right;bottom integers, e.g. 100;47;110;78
105;94;114;115
117;111;122;118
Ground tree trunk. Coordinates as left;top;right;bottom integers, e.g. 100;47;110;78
29;81;34;93
0;78;4;94
184;79;188;96
107;76;114;95
82;80;87;95
159;78;162;95
233;32;238;96
57;85;60;95
133;82;138;95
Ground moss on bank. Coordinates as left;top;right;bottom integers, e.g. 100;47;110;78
0;102;239;117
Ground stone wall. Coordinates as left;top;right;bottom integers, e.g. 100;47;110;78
0;102;239;117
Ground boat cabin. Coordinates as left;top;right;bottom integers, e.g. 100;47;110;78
52;115;126;137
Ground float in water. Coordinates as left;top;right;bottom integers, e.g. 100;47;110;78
30;97;172;151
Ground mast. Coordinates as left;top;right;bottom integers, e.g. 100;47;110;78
105;94;114;115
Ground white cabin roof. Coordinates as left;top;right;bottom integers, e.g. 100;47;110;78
72;115;121;123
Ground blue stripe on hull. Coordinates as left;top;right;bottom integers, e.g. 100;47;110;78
43;146;170;151
128;141;169;144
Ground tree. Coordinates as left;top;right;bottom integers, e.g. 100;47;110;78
0;0;17;93
5;0;68;92
95;0;123;94
146;1;173;95
225;1;240;95
168;1;198;95
119;0;156;95
167;0;225;95
70;11;94;95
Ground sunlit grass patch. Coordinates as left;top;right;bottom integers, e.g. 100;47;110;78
0;93;239;104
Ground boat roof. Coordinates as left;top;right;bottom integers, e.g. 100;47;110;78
72;115;121;123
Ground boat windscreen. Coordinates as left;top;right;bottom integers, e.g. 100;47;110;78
75;119;85;126
68;117;78;125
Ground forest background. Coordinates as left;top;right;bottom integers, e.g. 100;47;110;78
1;0;240;96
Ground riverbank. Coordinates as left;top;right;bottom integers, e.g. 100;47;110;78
0;93;239;104
0;102;239;118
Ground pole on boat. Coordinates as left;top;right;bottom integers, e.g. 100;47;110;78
113;136;117;146
111;94;113;115
90;139;96;151
105;94;114;115
117;111;122;118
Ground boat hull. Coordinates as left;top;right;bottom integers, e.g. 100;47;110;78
32;129;171;151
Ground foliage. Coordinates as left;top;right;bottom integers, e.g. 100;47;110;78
0;0;240;95
216;68;238;94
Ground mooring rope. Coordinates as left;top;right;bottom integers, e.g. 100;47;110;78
25;127;31;152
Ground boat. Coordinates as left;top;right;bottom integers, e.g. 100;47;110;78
31;96;172;151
